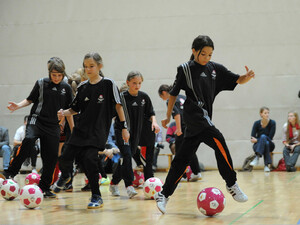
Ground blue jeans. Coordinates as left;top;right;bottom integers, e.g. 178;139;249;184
253;134;275;166
0;145;11;170
283;145;300;168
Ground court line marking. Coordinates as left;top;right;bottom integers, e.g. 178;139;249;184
288;173;299;182
228;200;264;225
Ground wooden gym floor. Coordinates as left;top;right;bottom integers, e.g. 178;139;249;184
0;170;299;225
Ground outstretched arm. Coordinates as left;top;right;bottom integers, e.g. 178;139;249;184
237;66;255;84
7;99;32;112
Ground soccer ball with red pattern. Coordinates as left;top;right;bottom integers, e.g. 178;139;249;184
0;178;4;189
197;187;226;216
133;170;144;187
25;173;40;185
19;185;43;209
143;177;163;199
0;179;20;201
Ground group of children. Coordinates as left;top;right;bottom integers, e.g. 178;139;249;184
1;35;255;213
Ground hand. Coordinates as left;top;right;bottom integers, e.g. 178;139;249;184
7;102;19;112
245;66;255;79
290;144;296;153
250;137;257;143
161;117;170;129
57;109;64;121
122;129;130;143
175;128;183;136
152;122;160;134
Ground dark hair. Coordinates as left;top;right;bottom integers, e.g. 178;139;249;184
126;70;143;82
48;57;67;79
158;84;172;96
190;35;214;60
83;52;104;77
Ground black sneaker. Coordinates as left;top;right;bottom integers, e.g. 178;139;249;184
51;176;71;193
81;183;91;192
43;190;57;198
87;194;103;209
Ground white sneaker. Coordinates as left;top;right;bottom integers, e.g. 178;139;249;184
189;173;202;182
109;184;120;196
226;183;248;202
154;192;169;214
250;156;259;166
181;177;188;182
264;166;270;172
32;168;38;174
126;186;138;198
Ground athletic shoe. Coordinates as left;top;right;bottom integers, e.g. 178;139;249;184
264;166;270;172
43;190;57;198
63;184;73;192
189;173;202;182
87;194;103;209
51;176;71;193
100;177;110;185
226;183;248;202
181;177;188;182
126;186;138;198
250;156;259;166
109;184;120;196
154;192;169;214
81;183;91;192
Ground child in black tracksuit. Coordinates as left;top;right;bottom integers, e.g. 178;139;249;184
158;85;201;181
52;52;129;209
109;71;160;198
3;57;73;198
155;35;255;214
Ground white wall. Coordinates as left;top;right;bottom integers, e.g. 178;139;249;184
1;0;299;169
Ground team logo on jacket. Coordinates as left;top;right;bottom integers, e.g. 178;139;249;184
141;99;145;106
179;97;185;110
211;70;216;80
132;102;138;106
97;95;104;103
61;88;66;95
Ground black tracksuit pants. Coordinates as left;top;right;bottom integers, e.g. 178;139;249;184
59;144;101;196
162;126;237;198
8;124;59;192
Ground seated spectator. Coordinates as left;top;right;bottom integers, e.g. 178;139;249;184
249;107;276;172
0;126;11;172
282;111;300;172
13;115;40;173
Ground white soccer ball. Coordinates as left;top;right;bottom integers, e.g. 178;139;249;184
143;177;163;199
0;179;20;200
19;185;43;209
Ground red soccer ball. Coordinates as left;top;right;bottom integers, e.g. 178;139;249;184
197;187;226;216
132;170;144;188
25;173;41;185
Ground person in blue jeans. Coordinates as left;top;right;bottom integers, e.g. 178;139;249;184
250;107;276;172
0;126;11;172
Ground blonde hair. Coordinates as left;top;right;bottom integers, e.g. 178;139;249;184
285;111;300;142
